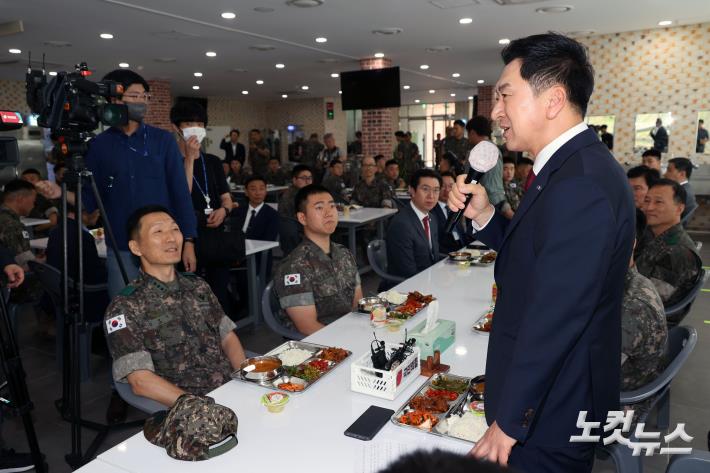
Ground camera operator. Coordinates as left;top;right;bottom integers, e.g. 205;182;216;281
169;100;236;314
83;69;197;299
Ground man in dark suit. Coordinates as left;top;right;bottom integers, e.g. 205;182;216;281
449;33;635;473
432;172;469;253
664;157;697;222
386;169;442;279
650;118;668;153
220;129;246;165
232;176;279;314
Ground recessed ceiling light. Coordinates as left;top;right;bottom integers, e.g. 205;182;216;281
468;96;473;100
221;12;236;19
403;85;410;90
49;71;57;76
477;79;484;84
301;85;309;90
498;38;510;45
256;80;264;85
330;73;339;78
459;18;473;24
192;85;200;90
119;62;129;68
374;52;385;58
414;99;420;103
452;73;460;78
429;89;435;94
535;6;573;14
100;33;114;39
450;93;456;97
338;90;342;94
241;90;249;95
420;64;429;70
8;48;21;54
281;94;288;98
275;63;285;69
194;72;203;77
658;20;673;26
205;51;217;57
315;37;327;43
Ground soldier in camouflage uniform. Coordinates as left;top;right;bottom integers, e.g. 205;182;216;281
273;184;363;336
277;164;313;219
396;132;422;185
104;205;246;407
21;168;58;238
502;157;524;214
351;156;395;208
443;120;472;166
635;180;702;313
321;160;349;204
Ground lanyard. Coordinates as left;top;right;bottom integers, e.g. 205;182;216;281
126;127;148;157
192;153;211;209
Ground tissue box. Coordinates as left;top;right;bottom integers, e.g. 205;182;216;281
410;319;456;359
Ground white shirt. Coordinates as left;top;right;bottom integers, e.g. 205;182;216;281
231;143;238;156
475;121;588;231
410;201;432;248
438;201;460;241
242;202;265;233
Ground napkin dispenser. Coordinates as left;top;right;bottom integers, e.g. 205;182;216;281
410;319;456;360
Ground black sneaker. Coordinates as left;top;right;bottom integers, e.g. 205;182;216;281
0;448;36;473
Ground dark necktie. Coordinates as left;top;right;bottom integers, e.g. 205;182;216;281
524;170;537;192
247;209;256;235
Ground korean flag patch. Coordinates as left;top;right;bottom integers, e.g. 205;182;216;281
22;230;30;240
106;314;127;334
284;274;301;286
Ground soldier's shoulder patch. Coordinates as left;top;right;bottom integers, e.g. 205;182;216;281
119;285;136;296
106;314;127;334
284;273;301;286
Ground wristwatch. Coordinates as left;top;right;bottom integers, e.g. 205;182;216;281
184;237;195;243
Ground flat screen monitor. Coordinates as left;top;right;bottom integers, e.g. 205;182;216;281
340;67;400;110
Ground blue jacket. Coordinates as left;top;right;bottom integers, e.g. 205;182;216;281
83;124;197;249
476;129;635;447
386;203;440;279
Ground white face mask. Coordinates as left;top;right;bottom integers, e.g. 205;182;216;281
182;126;206;143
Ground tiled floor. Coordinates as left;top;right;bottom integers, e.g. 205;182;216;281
2;239;709;473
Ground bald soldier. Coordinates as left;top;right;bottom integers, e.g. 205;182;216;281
104;205;247;407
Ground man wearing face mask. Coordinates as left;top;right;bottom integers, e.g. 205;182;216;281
84;69;197;302
170;100;237;314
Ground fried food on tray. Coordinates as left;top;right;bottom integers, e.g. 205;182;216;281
409;395;450;413
319;347;348;362
398;410;439;430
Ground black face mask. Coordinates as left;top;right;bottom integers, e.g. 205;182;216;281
126;102;147;123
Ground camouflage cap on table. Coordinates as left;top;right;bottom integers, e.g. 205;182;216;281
144;393;238;461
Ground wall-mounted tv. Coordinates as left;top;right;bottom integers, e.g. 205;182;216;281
340;66;400;110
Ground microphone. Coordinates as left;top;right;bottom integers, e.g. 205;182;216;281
444;140;500;233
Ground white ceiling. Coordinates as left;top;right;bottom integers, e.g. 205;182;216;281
1;0;709;105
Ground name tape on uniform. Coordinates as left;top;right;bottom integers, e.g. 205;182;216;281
284;274;301;286
106;314;126;334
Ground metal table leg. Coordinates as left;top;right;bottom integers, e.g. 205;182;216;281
246;253;260;326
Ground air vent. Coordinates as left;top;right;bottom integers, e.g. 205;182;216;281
429;0;479;9
43;41;72;48
317;58;341;63
425;46;452;53
249;44;277;51
372;27;403;35
154;57;177;63
151;30;201;40
286;0;324;7
0;20;24;37
492;0;548;5
228;68;248;73
535;5;573;13
254;6;275;12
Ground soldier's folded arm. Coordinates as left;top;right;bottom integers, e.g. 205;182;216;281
127;369;186;408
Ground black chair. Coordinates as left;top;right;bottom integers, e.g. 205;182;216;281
596;326;698;473
664;269;705;325
261;281;304;341
666;449;710;472
28;261;107;381
366;240;404;291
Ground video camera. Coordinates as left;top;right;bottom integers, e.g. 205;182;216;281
25;61;129;156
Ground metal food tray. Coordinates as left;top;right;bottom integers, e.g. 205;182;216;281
390;373;475;443
471;309;493;334
469;252;497;267
230;341;351;394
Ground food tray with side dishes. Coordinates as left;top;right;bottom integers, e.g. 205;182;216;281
230;341;351;394
391;374;487;444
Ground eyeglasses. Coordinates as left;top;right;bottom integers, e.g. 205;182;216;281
296;175;313;182
122;93;151;102
418;185;441;195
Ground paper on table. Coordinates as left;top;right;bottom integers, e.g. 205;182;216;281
423;300;439;334
354;439;470;473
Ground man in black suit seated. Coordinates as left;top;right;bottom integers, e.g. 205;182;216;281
220;128;246;165
386;169;442;279
46;203;109;322
232;175;279;315
664;157;697;222
432;171;471;253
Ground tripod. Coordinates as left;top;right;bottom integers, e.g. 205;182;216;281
56;152;141;469
0;285;46;472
